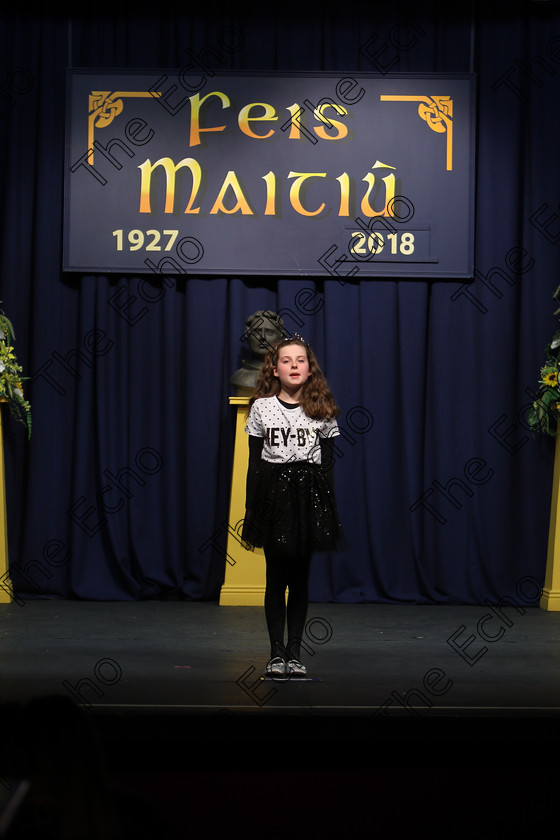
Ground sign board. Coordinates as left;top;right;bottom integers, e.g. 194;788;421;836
64;70;475;278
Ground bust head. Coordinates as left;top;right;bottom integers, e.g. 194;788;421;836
245;310;287;358
229;310;288;395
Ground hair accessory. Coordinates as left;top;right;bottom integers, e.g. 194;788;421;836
270;332;310;354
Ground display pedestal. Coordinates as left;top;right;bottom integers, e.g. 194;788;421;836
219;397;266;605
541;431;560;610
0;408;11;604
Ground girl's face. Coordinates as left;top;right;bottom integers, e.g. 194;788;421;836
273;344;310;393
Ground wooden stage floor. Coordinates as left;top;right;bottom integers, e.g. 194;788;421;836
2;600;560;837
1;600;559;757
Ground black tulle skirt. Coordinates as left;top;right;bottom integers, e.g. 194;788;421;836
241;460;347;556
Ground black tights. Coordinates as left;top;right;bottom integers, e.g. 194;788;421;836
264;549;312;661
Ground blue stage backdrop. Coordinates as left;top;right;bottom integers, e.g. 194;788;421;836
0;3;559;604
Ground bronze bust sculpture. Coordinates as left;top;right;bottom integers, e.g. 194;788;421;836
229;310;287;396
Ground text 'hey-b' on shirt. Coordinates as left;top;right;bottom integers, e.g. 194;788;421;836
245;396;340;465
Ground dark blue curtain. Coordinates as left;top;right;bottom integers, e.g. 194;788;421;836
1;1;559;603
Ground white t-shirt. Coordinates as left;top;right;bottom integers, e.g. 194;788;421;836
245;396;340;464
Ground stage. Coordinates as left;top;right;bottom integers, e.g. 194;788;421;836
1;599;560;749
1;599;559;838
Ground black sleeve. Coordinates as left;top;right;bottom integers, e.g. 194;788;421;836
245;435;264;511
319;437;336;494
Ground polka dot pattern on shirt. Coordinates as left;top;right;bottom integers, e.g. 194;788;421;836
245;396;340;464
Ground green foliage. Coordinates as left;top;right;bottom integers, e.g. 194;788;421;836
528;286;560;437
0;307;32;439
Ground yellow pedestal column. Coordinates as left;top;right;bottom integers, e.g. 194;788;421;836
0;408;11;604
541;431;560;610
219;397;266;605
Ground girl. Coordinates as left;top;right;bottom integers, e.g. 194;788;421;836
242;336;346;679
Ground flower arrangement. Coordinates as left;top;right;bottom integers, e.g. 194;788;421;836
527;285;560;437
0;307;32;438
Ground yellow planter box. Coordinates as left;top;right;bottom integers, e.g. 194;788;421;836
219;397;266;606
0;408;10;603
541;430;560;610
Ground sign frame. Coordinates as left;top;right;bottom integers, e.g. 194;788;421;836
63;69;476;279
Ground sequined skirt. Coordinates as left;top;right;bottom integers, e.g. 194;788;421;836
241;460;346;555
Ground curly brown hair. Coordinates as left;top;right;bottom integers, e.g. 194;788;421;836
248;337;339;420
